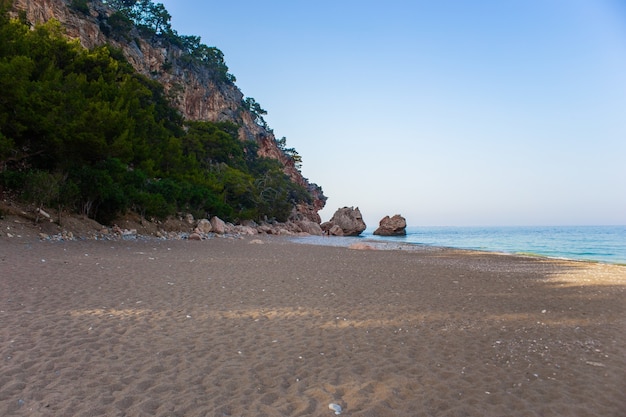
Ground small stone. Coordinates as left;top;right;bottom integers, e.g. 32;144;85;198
348;243;375;250
328;403;342;414
36;208;51;219
188;233;202;241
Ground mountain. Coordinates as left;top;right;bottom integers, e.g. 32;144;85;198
7;0;326;221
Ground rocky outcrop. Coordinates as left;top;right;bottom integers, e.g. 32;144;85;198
0;202;331;241
289;203;322;225
9;0;326;218
294;220;323;236
9;0;248;128
189;214;324;237
321;207;367;236
373;214;407;236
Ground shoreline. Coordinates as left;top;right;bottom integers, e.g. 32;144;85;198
2;202;623;265
290;233;626;267
360;225;626;266
2;236;625;416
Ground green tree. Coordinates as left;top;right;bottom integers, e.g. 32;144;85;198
105;0;137;10
70;0;90;14
105;11;133;39
243;97;269;129
276;136;303;169
183;121;246;171
23;170;62;222
0;7;316;225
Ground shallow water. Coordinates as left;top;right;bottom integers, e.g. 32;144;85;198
295;226;626;264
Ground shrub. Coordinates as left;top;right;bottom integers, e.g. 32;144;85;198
70;0;90;14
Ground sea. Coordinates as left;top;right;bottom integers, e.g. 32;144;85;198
294;226;626;265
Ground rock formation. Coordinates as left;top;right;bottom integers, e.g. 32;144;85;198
9;0;326;221
373;215;407;236
322;207;367;236
294;220;323;236
210;216;227;235
195;219;213;234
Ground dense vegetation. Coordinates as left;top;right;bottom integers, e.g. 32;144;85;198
0;4;313;224
99;0;236;83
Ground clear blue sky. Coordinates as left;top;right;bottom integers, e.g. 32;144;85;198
160;0;626;226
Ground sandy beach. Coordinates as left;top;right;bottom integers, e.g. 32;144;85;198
1;236;625;416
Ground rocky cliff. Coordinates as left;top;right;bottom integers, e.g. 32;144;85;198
9;0;325;220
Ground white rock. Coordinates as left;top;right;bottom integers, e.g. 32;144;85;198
196;219;212;233
328;403;342;414
36;208;51;219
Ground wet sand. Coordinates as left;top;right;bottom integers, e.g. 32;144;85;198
1;236;625;416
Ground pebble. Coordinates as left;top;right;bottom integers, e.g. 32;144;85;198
328;403;342;414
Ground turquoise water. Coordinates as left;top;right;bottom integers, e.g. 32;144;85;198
362;226;626;264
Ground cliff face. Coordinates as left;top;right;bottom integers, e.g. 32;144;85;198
10;0;325;219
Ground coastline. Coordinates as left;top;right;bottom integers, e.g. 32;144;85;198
311;225;626;265
1;236;625;416
291;232;626;266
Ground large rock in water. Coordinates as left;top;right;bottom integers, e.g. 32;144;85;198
322;207;367;236
373;214;407;236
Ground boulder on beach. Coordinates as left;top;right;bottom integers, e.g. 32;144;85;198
296;220;323;236
210;216;227;234
328;224;344;236
196;219;213;234
373;214;407;236
321;207;366;236
233;225;258;235
188;232;202;241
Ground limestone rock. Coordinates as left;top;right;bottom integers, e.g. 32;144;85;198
373;214;407;236
196;219;212;234
290;203;322;224
233;225;257;235
210;216;227;234
296;220;323;236
322;207;366;236
188;232;202;241
241;219;258;228
257;224;273;234
328;225;344;236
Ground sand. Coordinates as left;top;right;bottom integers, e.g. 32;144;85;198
1;236;625;416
